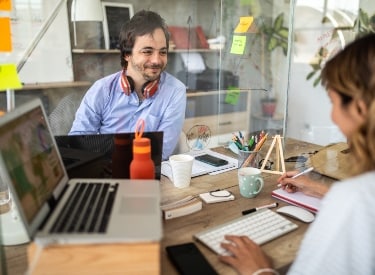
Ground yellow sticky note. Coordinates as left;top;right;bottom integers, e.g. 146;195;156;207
230;35;246;55
0;17;12;52
0;0;11;11
234;16;253;33
0;64;23;91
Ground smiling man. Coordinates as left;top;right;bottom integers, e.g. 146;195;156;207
69;10;186;160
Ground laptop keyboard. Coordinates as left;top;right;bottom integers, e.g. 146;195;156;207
50;182;118;234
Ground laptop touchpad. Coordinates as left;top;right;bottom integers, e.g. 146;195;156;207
120;197;158;214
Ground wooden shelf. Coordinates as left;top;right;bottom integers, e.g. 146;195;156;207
21;81;91;90
72;48;219;54
252;113;284;121
169;48;220;53
72;49;120;54
187;89;252;97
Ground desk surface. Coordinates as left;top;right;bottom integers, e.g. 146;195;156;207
3;138;333;275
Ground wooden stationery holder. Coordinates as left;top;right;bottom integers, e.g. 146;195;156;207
260;135;286;175
27;241;160;274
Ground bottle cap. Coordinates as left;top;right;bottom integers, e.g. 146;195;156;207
133;137;151;153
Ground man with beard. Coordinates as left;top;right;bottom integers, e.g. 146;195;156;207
70;10;186;160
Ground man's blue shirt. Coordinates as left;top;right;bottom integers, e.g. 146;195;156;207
69;71;186;160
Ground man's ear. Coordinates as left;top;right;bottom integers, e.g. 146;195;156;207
124;55;130;61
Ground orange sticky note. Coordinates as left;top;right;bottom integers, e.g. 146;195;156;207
0;17;12;52
234;16;254;33
0;64;23;91
0;0;11;11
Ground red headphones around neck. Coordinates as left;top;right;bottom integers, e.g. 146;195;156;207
120;69;159;98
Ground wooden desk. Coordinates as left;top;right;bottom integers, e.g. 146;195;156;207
159;138;333;275
3;138;332;275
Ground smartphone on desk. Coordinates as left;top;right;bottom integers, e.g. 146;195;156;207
166;242;218;275
195;154;228;167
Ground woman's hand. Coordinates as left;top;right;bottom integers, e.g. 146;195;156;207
277;171;329;198
219;235;272;275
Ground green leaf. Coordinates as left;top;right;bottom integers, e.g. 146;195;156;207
321;16;330;24
313;75;321;87
278;27;289;39
267;37;278;51
273;13;284;31
263;26;273;35
280;40;288;55
318;47;328;58
282;47;287;56
310;62;321;70
306;71;316;80
331;30;339;39
360;10;370;26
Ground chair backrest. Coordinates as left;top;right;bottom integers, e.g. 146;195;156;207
49;93;83;135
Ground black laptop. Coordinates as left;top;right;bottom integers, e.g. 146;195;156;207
54;132;163;180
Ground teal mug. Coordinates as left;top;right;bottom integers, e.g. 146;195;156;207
238;167;264;198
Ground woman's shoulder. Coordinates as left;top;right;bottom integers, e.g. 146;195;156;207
335;171;375;191
324;171;375;208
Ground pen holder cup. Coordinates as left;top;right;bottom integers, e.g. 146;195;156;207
238;150;260;168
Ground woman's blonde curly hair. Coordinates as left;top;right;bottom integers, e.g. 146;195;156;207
321;33;375;176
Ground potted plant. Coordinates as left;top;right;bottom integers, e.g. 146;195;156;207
260;88;277;117
306;9;375;87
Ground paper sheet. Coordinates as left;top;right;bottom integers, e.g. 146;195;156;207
180;52;206;73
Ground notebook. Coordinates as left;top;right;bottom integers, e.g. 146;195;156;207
54;131;164;180
271;188;321;213
0;99;162;246
161;149;237;180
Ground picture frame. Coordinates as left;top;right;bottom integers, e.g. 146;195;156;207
102;2;134;50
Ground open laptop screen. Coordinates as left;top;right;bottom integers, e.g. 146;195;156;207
54;132;164;180
0;103;66;224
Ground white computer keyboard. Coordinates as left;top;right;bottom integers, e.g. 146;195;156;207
194;208;298;255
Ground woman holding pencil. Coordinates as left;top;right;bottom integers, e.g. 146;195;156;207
276;167;329;198
218;33;375;275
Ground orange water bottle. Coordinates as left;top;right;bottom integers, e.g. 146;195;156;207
130;119;155;179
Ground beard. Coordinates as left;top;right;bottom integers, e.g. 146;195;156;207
129;58;166;82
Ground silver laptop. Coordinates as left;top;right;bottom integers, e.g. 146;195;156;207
0;99;162;246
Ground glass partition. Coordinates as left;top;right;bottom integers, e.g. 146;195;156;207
1;1;374;147
287;0;375;146
1;0;374;169
1;0;296;152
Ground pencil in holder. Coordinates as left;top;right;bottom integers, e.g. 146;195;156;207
238;150;260;168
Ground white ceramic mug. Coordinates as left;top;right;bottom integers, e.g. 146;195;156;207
238;167;264;198
169;154;194;188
